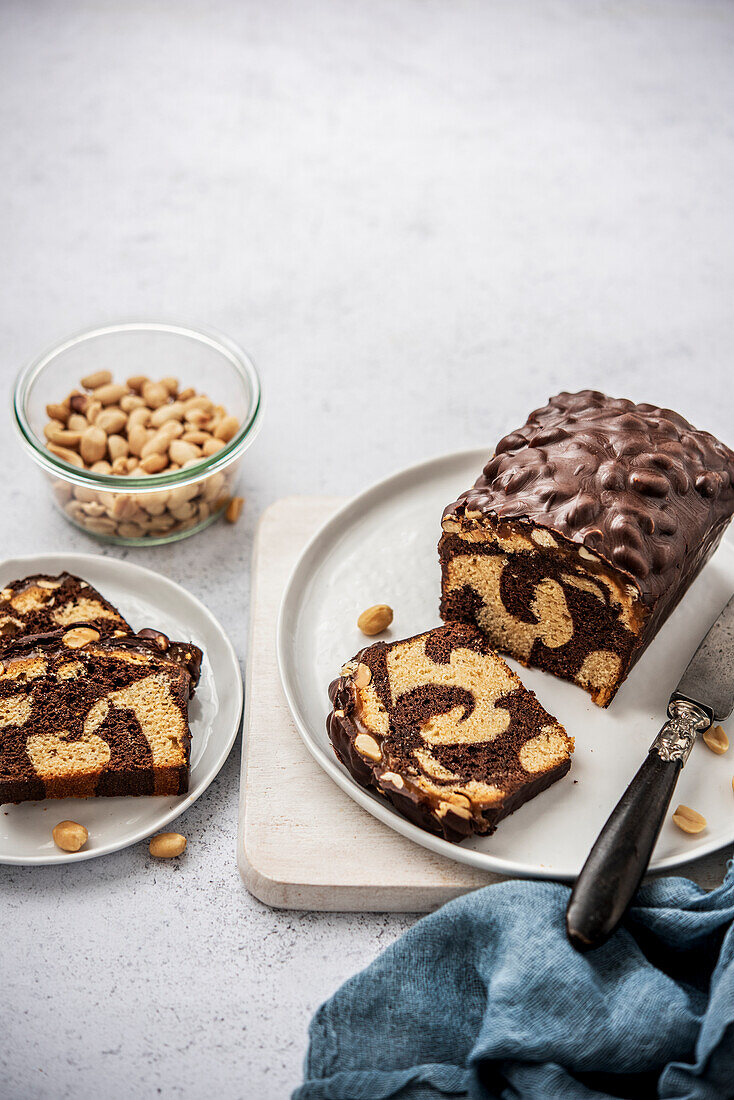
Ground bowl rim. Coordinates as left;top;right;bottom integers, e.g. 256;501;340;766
12;320;263;491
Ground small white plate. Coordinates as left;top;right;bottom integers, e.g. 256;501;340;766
0;552;242;864
278;449;734;881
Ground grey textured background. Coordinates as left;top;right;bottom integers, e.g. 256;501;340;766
1;2;733;1097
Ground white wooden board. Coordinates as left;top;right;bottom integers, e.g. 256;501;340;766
237;497;729;912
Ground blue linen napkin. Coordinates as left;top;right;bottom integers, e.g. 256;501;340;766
295;864;734;1099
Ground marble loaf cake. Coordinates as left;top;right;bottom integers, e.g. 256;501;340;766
328;622;573;842
440;390;734;706
0;628;201;804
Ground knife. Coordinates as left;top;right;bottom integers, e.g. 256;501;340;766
566;593;734;953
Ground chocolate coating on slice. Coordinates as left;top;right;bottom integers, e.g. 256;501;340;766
443;390;734;609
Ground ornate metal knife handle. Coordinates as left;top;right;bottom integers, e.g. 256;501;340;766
653;698;711;765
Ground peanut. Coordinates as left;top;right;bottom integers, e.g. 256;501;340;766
141;453;168;474
203;437;225;456
63;627;101;649
96;408;127;435
52;820;89;852
353;662;372;688
354;733;382;761
672;805;706;834
357;604;394;636
225;496;244;523
80;426;108;465
150;401;185;427
169;440;201;466
149;832;187;858
107;434;129;461
142;380;168;408
214;415;239;443
81;370;112;390
47;428;82;448
702;725;729;755
120;393;145;412
48;443;84;467
93;382;128;406
46;402;69;423
127;406;151;428
127;424;151;457
126;374;148;392
44;419;64;440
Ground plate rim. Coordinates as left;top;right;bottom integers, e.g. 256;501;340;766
277;447;734;882
0;550;243;865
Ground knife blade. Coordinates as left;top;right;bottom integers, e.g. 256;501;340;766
566;593;734;952
672;593;734;722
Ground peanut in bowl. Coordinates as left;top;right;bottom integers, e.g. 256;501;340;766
12;322;262;545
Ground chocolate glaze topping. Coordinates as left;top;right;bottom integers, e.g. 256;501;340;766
0;572;129;650
443;390;734;608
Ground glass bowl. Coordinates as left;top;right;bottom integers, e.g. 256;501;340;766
12;322;262;545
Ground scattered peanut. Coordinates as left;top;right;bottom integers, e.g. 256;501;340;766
672;805;706;834
357;604;394;636
225;496;244;524
702;725;729;755
149;832;187;858
52;820;89;852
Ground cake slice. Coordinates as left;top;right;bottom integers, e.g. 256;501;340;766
440;390;734;706
0;573;130;652
0;627;200;804
327;622;573;843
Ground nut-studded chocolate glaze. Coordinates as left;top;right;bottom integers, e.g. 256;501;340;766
444;391;734;610
327;623;573;843
0;630;196;804
0;573;202;688
0;573;130;651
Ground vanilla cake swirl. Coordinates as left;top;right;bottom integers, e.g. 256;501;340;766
328;623;573;843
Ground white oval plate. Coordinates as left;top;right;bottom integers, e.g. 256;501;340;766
0;552;242;864
278;449;734;881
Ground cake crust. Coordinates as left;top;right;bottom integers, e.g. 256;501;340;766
328;623;573;843
441;391;734;705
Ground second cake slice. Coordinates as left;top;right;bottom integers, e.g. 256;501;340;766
328;622;573;842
